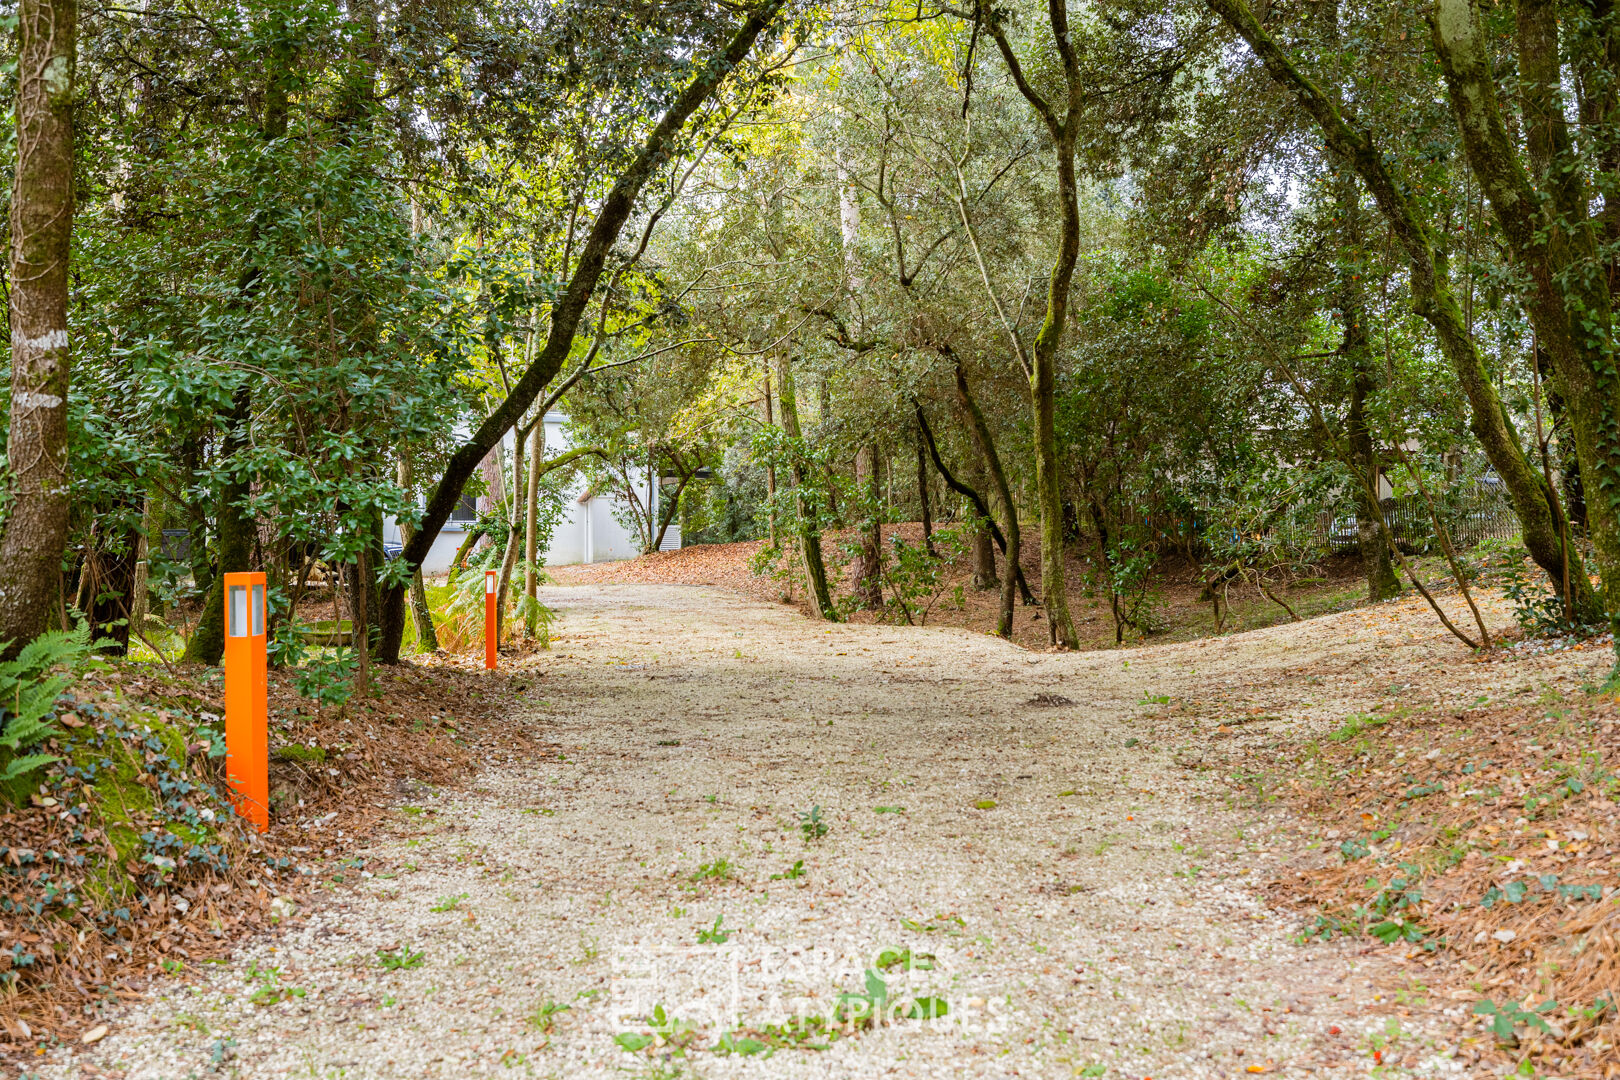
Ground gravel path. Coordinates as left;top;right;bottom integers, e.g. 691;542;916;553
44;584;1476;1079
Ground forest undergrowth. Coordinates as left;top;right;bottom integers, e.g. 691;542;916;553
0;652;537;1060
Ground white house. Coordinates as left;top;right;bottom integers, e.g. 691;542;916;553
384;411;679;574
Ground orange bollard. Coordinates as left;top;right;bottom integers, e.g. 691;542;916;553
222;571;269;833
484;569;497;670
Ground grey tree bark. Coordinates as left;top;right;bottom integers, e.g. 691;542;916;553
0;0;77;654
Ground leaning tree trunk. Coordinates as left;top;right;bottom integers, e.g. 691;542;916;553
376;0;789;662
1205;0;1600;626
1429;0;1620;647
954;359;1019;638
0;0;77;656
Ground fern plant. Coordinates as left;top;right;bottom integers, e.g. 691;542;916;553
0;624;104;784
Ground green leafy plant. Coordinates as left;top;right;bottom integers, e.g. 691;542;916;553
690;859;733;882
770;859;806;880
697;915;730;944
799;805;828;842
1473;998;1559;1040
527;1000;570;1033
878;525;970;625
430;892;469;913
377;946;425;971
0;624;107;789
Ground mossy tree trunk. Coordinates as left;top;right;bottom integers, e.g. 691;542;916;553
1205;0;1601;628
979;0;1082;648
1428;0;1620;643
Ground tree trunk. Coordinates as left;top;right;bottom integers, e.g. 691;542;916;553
179;34;291;665
953;358;1019;638
376;0;788;662
1428;0;1620;644
1347;369;1401;602
853;444;884;608
522;416;543;633
1027;144;1081;649
130;493;154;630
916;427;935;557
776;354;837;619
1334;178;1402;603
396;454;439;652
972;523;997;590
182;389;255;665
0;0;77;656
1205;0;1600;626
495;422;525;642
763;370;777;546
85;512;138;657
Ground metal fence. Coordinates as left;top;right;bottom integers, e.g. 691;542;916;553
1324;485;1519;554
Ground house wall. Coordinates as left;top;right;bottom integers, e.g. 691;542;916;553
384;412;677;572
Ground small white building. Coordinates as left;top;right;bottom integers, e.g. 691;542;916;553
384;411;679;574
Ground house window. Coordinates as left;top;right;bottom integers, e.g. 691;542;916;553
450;491;477;523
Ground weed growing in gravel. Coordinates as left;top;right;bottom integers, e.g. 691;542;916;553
527;1000;570;1032
430;892;468;912
1329;712;1388;742
690;859;734;882
697;915;731;944
799;805;828;841
769;859;806;880
574;934;600;964
377;946;425;971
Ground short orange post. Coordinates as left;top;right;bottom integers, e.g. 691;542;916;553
484;569;497;670
222;572;269;833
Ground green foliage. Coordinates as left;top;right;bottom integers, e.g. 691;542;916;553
1473;998;1559;1041
696;915;731;944
689;859;734;882
377;946;425;971
292;650;357;712
0;625;108;791
528;1000;571;1033
880;525;969;625
1490;539;1602;639
798;805;828;842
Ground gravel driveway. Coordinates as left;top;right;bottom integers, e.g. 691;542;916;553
43;584;1470;1079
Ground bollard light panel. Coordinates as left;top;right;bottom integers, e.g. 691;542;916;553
223;571;269;833
484;569;498;670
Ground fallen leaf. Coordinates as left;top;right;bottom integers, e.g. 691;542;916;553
81;1025;108;1045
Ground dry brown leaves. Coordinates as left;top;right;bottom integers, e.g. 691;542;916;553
1263;695;1620;1077
0;650;540;1062
550;527;1369;651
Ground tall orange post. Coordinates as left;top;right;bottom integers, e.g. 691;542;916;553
484;569;497;670
222;571;269;833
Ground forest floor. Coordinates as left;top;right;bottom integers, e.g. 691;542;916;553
31;576;1620;1079
550;525;1411;651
